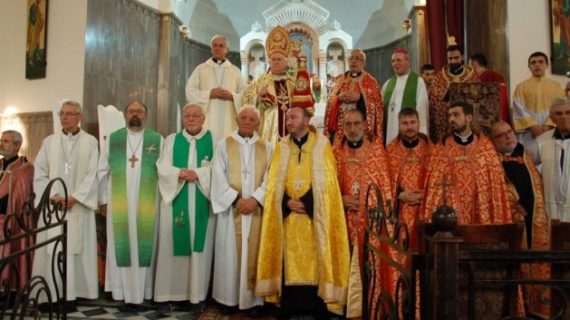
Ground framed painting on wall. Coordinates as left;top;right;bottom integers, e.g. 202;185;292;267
550;0;570;75
25;0;48;79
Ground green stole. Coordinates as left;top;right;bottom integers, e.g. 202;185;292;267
383;72;419;141
109;128;161;267
172;130;213;255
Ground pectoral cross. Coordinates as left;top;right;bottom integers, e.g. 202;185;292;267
64;162;71;175
293;177;305;192
129;154;139;168
242;168;250;178
439;174;455;205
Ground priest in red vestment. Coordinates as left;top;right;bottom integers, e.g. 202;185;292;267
324;49;384;144
490;121;550;318
422;102;512;224
0;130;35;290
333;108;392;318
429;45;480;142
386;108;431;252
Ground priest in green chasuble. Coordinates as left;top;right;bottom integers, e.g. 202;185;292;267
256;106;350;318
154;104;215;307
98;101;162;309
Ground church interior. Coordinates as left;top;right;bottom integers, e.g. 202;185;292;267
1;0;570;319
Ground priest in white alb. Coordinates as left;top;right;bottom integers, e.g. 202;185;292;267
98;101;163;311
154;104;215;308
32;100;99;308
186;34;246;143
211;106;272;315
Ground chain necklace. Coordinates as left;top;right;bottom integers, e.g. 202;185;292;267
60;134;79;175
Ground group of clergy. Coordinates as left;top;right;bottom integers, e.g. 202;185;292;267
2;25;569;320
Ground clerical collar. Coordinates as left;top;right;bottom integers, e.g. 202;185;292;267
453;131;473;145
184;128;206;140
62;128;80;136
212;58;226;65
2;155;19;170
349;71;362;78
347;139;363;149
397;71;410;79
402;137;419;148
238;132;254;139
503;143;524;157
293;132;309;149
553;128;570;140
449;64;464;76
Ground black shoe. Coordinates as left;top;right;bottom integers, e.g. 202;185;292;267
156;302;171;313
219;305;236;315
63;301;77;313
117;303;140;313
247;306;264;318
174;301;192;312
193;301;208;313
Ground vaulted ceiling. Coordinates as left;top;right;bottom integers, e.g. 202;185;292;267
170;0;415;50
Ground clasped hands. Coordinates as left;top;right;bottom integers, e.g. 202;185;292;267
234;197;258;215
398;190;423;206
287;198;307;213
209;87;233;101
179;169;199;182
50;194;77;210
338;91;360;104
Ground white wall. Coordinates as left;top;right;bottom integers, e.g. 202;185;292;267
507;0;568;97
0;0;87;115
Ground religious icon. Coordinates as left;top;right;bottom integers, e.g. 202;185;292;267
550;0;570;75
26;0;48;79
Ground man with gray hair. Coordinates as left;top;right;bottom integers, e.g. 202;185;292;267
154;104;215;311
211;106;272;316
186;35;246;143
324;48;384;144
32;100;99;309
536;97;570;222
0;130;34;291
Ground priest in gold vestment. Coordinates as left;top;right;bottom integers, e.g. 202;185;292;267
512;51;565;147
242;26;314;145
255;107;350;318
429;45;480;142
422;102;512;224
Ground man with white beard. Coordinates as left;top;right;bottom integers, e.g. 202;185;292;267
211;106;272;317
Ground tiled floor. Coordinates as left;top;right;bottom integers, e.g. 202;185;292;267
66;305;199;319
4;299;322;319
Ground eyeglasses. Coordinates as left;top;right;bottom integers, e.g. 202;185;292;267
58;112;80;117
491;129;514;140
127;109;146;115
